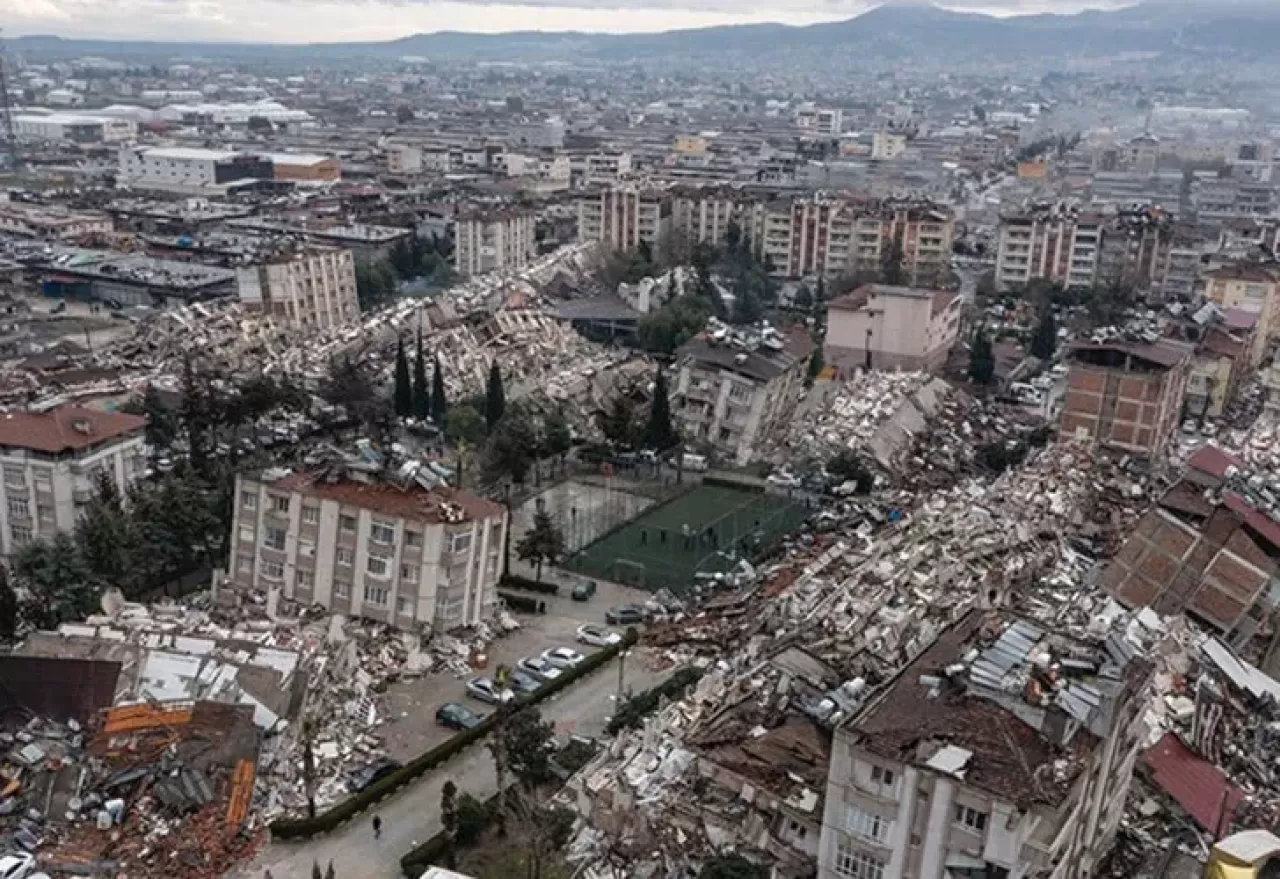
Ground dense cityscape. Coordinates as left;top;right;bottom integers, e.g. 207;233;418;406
0;1;1278;877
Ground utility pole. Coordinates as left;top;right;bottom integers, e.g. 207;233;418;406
0;29;16;172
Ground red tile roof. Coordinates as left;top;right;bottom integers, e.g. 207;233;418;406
1187;444;1244;481
0;406;146;455
270;471;505;525
1143;732;1242;833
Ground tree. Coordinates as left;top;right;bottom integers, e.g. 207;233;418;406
642;370;678;451
542;409;572;473
499;706;556;788
794;284;813;311
637;295;710;355
13;533;98;629
815;274;827;305
430;354;447;425
395;105;415;124
179;354;214;477
725;218;743;255
598;396;636;448
393;337;412;418
446;405;486;447
483;406;537;486
323;863;335;879
75;471;137;595
882;233;906;286
141;383;178;452
732;285;762;325
1030;309;1058;360
485;361;506;433
516;510;566;582
0;564;17;641
412;333;430;422
699;853;767;879
969;327;996;385
440;781;459;869
355;260;397;312
806;346;824;387
247;116;273;134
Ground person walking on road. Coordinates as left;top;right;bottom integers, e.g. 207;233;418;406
372;815;382;839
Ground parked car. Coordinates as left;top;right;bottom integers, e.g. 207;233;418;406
435;702;485;731
605;604;647;625
767;471;802;489
541;647;586;669
346;757;403;793
508;669;543;695
466;676;515;705
0;854;34;879
517;655;564;682
571;580;597;601
577;624;622;647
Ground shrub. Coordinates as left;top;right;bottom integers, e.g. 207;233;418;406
498;591;546;614
499;573;559;596
455;793;489;846
606;666;704;735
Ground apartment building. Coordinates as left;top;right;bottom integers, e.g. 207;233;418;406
13;112;136;144
818;610;1151;879
262;153;341;183
795;106;843;136
1205;263;1280;366
0;405;148;557
995;207;1104;293
0;202;113;242
573;151;634;187
228;470;507;632
576;187;670;252
824;285;962;375
871;132;907;161
386;143;423;175
235;248;359;331
671;188;741;251
118;146;273;194
454;209;537;278
672;328;814;466
1058;340;1193;459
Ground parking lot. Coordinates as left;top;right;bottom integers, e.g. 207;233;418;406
377;573;656;761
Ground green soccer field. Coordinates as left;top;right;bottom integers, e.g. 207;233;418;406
564;483;808;594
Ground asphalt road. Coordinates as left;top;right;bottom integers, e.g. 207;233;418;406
239;644;667;879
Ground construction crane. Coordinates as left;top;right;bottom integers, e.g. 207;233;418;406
0;28;17;171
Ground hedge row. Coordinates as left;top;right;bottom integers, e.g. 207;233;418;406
605;666;704;735
498;591;547;614
269;628;639;841
400;792;498;877
499;573;560;596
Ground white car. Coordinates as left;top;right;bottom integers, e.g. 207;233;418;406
542;647;586;669
517;655;564;682
576;624;622;648
0;854;35;879
466;677;515;705
767;471;802;489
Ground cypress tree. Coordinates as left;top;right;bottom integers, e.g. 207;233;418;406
412;331;429;421
430;354;448;424
485;361;506;432
393;337;411;418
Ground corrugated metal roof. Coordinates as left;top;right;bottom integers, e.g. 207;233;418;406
1143;732;1243;832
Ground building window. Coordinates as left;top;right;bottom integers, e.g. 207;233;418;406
239;524;255;543
4;467;26;489
400;563;419;583
263;525;287;552
339;515;356;533
261;559;284;581
367;554;390;578
302;505;319;525
450;532;472;554
870;765;895;789
845;806;887;843
33;469;51;491
363;584;389;606
787;819;808;841
271;494;290;513
241;491;257;510
334;581;350;599
36;505;54;525
404;529;423;549
834;842;885;879
237;554;253;574
299;540;315;558
7;499;29;520
370;520;395;544
955;805;988;833
296;570;313;589
396;595;412;615
336;548;354;567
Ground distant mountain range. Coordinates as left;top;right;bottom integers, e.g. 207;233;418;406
9;0;1280;64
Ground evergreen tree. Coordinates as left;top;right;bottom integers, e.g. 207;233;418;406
598;396;636;448
969;327;996;385
75;471;137;594
1030;309;1058;360
412;332;430;421
392;337;412;418
13;533;98;629
542;409;572;473
816;274;827;304
430;354;447;424
642;370;678;451
516;511;566;582
806;346;824;387
179;355;212;477
141;384;177;452
0;564;16;641
485;361;506;433
882;234;906;286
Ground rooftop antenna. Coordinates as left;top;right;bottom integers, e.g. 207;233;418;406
0;29;16;172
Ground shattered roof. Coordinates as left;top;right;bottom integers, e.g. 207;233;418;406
1143;732;1243;833
268;470;505;524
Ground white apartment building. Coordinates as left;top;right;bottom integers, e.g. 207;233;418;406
818;611;1151;879
0;202;113;241
673;329;815;466
871;132;908;161
228;470;508;632
235;248;359;331
825;285;962;375
0;405;148;557
386;143;423;175
574;151;634;186
995;210;1103;293
454;209;537;278
13;112;137;144
796;106;844;136
577;187;670;252
671;189;742;250
118;146;273;194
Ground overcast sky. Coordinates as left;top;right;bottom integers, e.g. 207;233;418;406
2;0;1136;44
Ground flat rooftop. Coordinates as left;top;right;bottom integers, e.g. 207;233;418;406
263;470;505;525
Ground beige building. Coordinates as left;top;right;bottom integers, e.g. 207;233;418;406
673;329;815;466
235;248;359;331
228;470;507;632
0;405;148;556
824;285;962;375
577;187;669;252
818;610;1151;879
0;202;113;241
1205;263;1280;365
871;132;907;161
454;209;537;278
996;209;1103;293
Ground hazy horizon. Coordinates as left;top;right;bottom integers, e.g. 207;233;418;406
2;0;1138;47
